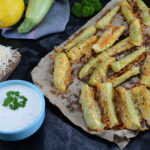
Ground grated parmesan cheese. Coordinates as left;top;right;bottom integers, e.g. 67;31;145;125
0;45;20;75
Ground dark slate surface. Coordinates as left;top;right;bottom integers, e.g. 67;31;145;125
0;0;149;150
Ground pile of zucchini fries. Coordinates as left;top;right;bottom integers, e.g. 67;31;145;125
53;0;150;132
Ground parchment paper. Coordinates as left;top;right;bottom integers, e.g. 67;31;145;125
31;0;150;149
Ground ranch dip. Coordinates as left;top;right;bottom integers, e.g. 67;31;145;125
0;84;42;132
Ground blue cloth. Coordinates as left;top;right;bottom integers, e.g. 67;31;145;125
1;0;70;39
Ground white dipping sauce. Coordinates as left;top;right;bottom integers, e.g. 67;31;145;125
0;84;42;132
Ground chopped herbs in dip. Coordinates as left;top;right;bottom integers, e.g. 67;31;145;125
3;91;28;110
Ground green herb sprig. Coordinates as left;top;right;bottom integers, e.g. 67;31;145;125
72;0;102;18
3;91;28;111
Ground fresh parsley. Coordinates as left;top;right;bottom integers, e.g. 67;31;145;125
72;0;102;18
3;91;28;111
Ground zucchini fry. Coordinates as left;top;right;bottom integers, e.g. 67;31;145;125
67;36;97;63
97;82;119;128
53;53;71;93
136;0;150;27
111;46;146;72
131;85;150;126
120;0;136;24
92;25;125;53
64;26;96;51
141;55;150;75
89;57;115;86
141;75;150;88
79;53;109;79
96;5;120;30
110;65;140;87
129;19;143;46
116;87;141;130
79;84;105;131
103;37;134;56
79;37;133;79
140;55;150;87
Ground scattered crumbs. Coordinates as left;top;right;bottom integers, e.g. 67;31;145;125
132;76;139;83
65;93;81;112
49;53;57;60
50;67;54;75
76;83;79;86
50;81;55;88
34;82;43;89
143;33;150;47
49;90;59;96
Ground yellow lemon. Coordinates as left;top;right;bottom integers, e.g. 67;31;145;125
0;0;25;28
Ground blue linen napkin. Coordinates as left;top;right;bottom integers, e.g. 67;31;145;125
0;0;70;40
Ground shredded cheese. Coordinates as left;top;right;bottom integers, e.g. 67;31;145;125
0;45;20;75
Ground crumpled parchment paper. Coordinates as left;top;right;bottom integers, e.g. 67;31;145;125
31;0;150;148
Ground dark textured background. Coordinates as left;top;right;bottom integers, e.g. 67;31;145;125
0;0;149;150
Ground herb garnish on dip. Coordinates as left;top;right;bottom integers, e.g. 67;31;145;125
3;91;28;110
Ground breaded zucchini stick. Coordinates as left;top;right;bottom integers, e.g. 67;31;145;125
116;87;141;130
92;25;125;53
97;82;119;128
129;19;143;46
79;37;133;79
96;5;120;30
53;52;71;92
109;65;140;87
140;55;150;87
79;84;105;131
111;46;146;72
136;0;150;26
64;26;96;51
102;37;134;56
89;57;115;86
131;85;150;126
67;36;97;63
141;75;150;88
79;53;109;80
120;0;136;24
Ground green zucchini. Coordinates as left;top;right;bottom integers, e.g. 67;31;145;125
18;0;53;33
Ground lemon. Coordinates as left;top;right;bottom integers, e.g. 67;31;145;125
0;0;25;28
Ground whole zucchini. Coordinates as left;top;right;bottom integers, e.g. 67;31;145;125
18;0;53;33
